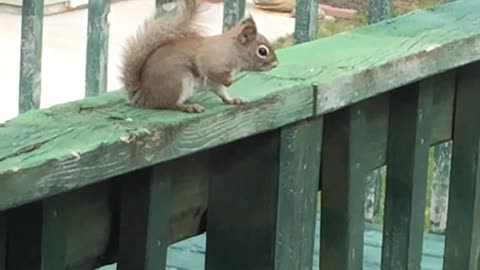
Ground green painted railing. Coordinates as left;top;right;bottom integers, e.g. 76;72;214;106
1;0;479;270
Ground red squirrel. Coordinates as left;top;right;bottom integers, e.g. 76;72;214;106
120;0;279;113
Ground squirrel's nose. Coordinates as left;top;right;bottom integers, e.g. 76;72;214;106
270;61;278;68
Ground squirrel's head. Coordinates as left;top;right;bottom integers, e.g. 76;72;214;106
233;15;279;72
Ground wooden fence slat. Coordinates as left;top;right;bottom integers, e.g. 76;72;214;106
444;62;480;270
275;119;323;270
320;102;369;270
7;197;67;270
222;0;246;32
206;132;280;270
85;0;111;97
294;0;319;43
0;213;5;270
368;0;392;24
19;0;44;113
117;166;172;270
364;0;392;223
381;81;433;270
206;119;322;270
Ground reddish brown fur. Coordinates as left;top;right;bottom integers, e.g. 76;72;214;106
120;0;279;113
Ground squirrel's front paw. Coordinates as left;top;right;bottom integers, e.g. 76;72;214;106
223;97;245;105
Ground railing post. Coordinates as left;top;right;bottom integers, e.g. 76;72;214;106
222;0;246;32
294;0;319;43
364;0;392;223
117;165;172;270
444;62;480;270
6;196;67;270
19;0;44;113
368;0;392;24
85;0;111;97
320;102;368;270
381;81;433;270
206;118;322;270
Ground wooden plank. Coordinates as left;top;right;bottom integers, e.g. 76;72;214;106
294;0;319;43
206;118;322;270
381;81;433;270
429;141;451;234
443;62;480;270
7;196;67;270
0;0;478;210
320;102;369;270
274;118;323;270
205;131;279;270
363;0;391;221
0;213;4;270
117;165;171;270
222;0;245;32
368;0;392;24
18;0;44;113
85;0;110;97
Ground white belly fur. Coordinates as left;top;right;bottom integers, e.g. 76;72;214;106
179;73;206;104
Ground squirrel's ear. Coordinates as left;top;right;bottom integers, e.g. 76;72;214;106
240;13;256;28
237;23;257;44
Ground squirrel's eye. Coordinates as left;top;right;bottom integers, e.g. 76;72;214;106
257;45;269;58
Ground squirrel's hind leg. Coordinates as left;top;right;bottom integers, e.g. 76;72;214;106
174;74;205;113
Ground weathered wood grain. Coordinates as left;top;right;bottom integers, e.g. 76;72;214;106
222;0;245;32
0;0;479;210
320;101;369;270
18;0;44;113
85;0;110;97
443;62;480;270
117;165;171;270
381;82;433;270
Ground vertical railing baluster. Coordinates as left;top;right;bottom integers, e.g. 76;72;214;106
85;0;111;97
18;0;44;113
368;0;392;24
443;62;480;270
320;102;368;270
117;165;173;270
294;0;319;43
364;0;392;223
381;81;433;270
222;0;246;32
7;196;67;270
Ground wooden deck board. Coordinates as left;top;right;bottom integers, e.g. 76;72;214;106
98;217;445;270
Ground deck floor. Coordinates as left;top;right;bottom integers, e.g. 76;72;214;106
99;218;445;270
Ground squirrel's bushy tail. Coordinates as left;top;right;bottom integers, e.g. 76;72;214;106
120;0;201;104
